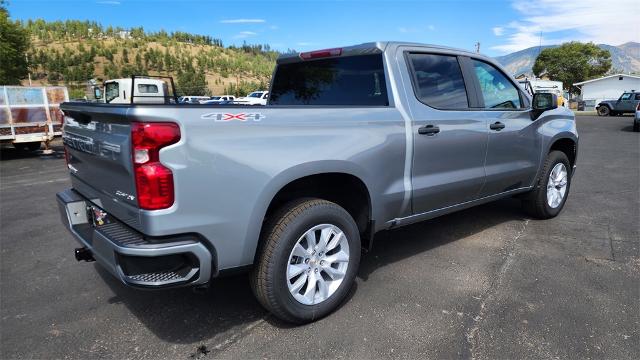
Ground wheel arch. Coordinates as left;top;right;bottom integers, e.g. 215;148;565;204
243;161;374;265
549;137;577;170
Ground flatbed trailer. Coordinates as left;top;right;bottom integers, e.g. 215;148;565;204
0;86;69;151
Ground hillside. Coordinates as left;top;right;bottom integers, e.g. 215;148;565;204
494;42;640;76
19;20;279;97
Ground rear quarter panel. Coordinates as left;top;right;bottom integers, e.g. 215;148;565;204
128;105;407;270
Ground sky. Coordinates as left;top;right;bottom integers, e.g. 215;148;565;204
6;0;639;56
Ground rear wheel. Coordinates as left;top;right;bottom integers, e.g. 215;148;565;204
522;151;571;219
633;120;639;132
597;106;610;116
251;198;361;323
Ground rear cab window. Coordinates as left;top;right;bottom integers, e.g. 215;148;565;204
138;84;158;93
269;54;389;106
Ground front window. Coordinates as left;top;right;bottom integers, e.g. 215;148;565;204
248;92;263;98
269;54;389;106
472;59;523;109
105;82;119;103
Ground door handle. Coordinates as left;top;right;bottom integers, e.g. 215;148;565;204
418;124;440;135
490;122;506;131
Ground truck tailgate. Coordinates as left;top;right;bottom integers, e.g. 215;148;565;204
61;104;140;226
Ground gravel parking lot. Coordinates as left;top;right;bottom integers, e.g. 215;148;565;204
1;115;638;359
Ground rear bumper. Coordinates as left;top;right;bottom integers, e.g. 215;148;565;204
56;188;213;288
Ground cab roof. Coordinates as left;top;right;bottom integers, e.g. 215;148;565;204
276;41;482;64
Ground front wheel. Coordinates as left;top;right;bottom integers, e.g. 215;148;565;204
522;151;572;219
251;199;361;323
597;106;610;116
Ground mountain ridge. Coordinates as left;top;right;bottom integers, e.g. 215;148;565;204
494;42;640;76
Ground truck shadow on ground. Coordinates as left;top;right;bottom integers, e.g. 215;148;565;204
99;197;526;343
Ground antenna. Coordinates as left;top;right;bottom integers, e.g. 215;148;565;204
537;30;542;56
475;42;480;53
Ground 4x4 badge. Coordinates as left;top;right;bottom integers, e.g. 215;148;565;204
201;113;265;122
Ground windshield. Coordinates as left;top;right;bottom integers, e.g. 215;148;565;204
210;96;221;100
248;92;263;98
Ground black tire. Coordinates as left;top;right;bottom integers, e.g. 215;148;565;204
597;106;610;116
633;121;639;132
14;142;41;152
251;198;361;323
522;151;572;219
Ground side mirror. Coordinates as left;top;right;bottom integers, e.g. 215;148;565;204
531;93;558;120
93;87;102;100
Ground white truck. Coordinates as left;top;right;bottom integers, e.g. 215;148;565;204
233;91;269;105
94;78;170;104
200;95;236;104
519;79;566;107
178;96;209;104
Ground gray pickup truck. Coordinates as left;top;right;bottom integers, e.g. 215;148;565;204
57;42;578;323
596;91;640;116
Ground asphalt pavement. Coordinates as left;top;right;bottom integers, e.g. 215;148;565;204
1;115;638;359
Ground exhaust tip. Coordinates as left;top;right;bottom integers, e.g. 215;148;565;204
75;247;95;262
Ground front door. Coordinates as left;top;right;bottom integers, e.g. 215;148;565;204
468;58;541;197
402;52;488;214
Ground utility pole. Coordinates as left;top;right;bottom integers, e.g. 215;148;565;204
475;42;480;54
25;53;32;86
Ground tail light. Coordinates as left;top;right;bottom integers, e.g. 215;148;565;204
131;122;181;210
637;103;640;111
299;47;342;60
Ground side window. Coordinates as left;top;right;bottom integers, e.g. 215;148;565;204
635;94;640;100
620;93;632;100
105;82;119;103
407;53;469;109
472;59;522;109
137;84;158;93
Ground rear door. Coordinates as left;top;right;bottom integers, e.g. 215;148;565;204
400;50;488;214
467;58;541;197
